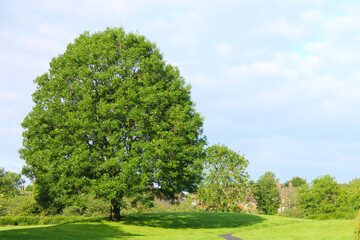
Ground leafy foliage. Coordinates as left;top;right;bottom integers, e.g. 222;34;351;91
196;144;249;212
25;185;33;192
355;210;360;240
284;176;306;187
0;216;85;226
253;171;280;215
0;168;24;196
297;174;340;218
335;178;360;219
0;192;41;217
20;27;205;220
278;187;305;218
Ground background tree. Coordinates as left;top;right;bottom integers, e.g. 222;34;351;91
284;176;306;187
253;171;280;215
0;168;25;216
20;28;205;220
0;168;24;196
334;178;360;218
297;174;340;218
196;144;249;212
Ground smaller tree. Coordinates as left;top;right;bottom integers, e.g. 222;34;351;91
0;168;24;196
297;174;339;218
284;176;306;187
253;171;280;215
196;144;249;212
0;168;25;216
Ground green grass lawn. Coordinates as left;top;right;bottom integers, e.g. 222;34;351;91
0;212;355;240
233;217;355;240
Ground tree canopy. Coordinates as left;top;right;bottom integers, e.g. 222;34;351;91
253;171;280;215
196;144;249;212
298;174;339;218
20;28;205;220
0;168;24;197
284;176;307;187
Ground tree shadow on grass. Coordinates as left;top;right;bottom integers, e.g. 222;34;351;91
0;219;141;240
123;212;265;229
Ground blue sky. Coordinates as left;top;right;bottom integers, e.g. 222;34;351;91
1;0;360;183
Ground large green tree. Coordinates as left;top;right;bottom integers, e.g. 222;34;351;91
253;171;280;215
196;144;249;212
20;28;205;220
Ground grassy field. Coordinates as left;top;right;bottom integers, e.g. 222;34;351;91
0;212;355;240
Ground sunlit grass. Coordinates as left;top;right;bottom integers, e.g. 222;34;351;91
0;212;355;240
234;216;355;240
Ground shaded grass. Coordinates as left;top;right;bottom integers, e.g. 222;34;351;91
0;212;355;240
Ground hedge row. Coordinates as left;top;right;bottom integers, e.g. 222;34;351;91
0;216;85;226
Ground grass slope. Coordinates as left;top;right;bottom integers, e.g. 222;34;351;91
0;212;355;240
234;216;355;240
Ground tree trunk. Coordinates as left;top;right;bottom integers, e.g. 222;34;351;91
110;199;122;221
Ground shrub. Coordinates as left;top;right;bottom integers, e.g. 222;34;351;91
83;194;109;217
62;206;83;216
4;193;40;216
0;216;86;226
14;216;40;225
149;197;196;213
0;217;15;226
40;216;84;225
355;211;360;240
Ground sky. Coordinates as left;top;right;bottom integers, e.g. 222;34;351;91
1;0;360;184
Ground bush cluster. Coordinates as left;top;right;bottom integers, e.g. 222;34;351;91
0;216;85;226
355;211;360;240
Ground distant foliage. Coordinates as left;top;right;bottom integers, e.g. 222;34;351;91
1;193;40;217
25;185;33;192
337;178;360;219
253;171;280;215
297;175;340;219
278;188;305;218
284;176;306;188
0;168;24;196
196;144;249;212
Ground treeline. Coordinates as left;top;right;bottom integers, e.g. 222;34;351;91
2;148;360;221
191;148;360;220
255;173;360;220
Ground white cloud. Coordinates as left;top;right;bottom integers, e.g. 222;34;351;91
35;23;76;39
215;43;235;57
189;73;215;87
170;12;205;48
300;9;324;24
18;34;64;54
257;18;303;39
226;61;296;80
149;19;171;32
324;15;360;35
0;92;20;101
